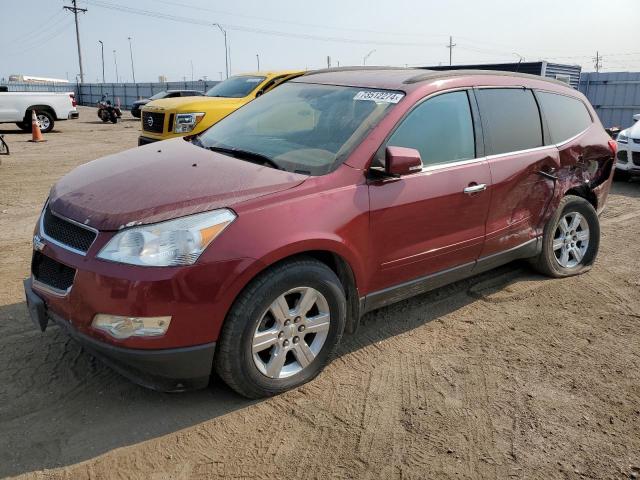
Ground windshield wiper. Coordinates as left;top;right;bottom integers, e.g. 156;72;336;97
206;145;282;170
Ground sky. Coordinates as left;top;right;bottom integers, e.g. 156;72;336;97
1;0;639;83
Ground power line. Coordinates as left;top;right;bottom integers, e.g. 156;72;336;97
82;0;445;48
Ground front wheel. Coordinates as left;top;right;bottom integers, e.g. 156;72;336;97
215;258;347;398
530;195;600;278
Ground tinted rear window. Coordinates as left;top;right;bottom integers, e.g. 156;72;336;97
476;88;542;155
536;91;592;144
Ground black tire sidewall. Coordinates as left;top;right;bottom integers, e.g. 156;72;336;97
220;261;346;397
541;196;600;277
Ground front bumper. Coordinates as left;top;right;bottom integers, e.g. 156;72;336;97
24;277;215;392
615;140;640;172
138;135;160;146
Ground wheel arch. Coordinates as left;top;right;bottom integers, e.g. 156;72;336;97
220;242;365;338
24;105;57;121
564;184;598;211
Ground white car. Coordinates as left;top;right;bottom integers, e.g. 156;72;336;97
615;113;640;179
0;91;78;133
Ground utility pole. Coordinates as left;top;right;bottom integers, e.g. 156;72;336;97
64;0;87;83
327;56;331;68
446;36;456;66
256;54;260;71
594;51;602;73
128;37;136;83
363;49;376;66
190;60;194;81
213;24;229;79
98;40;105;83
113;50;119;83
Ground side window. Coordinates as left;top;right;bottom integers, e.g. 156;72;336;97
167;92;180;98
536;91;592;144
259;76;287;96
386;91;475;167
476;88;542;155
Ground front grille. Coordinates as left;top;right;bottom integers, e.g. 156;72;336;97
633;138;640;144
617;150;628;163
633;151;640;166
32;252;76;292
142;111;165;133
42;205;96;253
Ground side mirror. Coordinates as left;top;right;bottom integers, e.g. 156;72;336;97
385;146;423;176
633;113;639;123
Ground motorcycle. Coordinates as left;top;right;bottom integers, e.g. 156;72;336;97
97;94;122;124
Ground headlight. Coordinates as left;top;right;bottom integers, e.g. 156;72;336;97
617;133;629;144
174;112;205;133
97;209;236;266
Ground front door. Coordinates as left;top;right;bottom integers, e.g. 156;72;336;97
367;90;492;296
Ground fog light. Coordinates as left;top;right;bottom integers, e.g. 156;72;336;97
92;314;171;339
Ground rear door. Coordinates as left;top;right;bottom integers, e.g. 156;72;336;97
367;90;492;294
475;87;559;257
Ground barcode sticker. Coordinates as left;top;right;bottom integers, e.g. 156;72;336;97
353;91;404;103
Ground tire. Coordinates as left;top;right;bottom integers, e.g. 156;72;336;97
215;257;347;398
34;110;54;133
530;195;600;278
15;121;30;131
99;110;109;122
109;111;119;123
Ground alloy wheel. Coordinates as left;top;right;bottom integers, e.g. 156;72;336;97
552;211;590;268
252;286;331;379
36;114;50;131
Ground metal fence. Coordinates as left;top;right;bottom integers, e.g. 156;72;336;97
2;81;220;110
579;72;640;128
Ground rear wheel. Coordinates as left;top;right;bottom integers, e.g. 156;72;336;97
530;195;600;278
33;111;54;133
215;258;346;398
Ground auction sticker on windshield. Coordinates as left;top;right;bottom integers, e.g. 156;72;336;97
353;91;404;103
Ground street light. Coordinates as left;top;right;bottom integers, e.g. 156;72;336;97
98;40;105;83
113;49;119;83
213;23;229;79
363;49;376;66
128;36;136;83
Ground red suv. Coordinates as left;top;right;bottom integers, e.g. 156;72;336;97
24;68;616;398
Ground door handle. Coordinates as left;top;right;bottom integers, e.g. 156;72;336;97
463;183;487;194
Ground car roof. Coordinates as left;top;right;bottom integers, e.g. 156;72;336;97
294;66;572;91
234;70;305;78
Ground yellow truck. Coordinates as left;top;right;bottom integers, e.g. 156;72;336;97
138;70;304;145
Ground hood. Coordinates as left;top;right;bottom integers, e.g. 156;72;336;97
144;96;246;113
622;121;640;139
49;139;307;231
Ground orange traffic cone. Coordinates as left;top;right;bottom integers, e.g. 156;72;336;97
29;109;46;143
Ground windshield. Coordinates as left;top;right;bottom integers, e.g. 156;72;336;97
149;91;168;100
197;82;403;175
205;75;266;98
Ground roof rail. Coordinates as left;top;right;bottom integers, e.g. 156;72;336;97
404;69;570;87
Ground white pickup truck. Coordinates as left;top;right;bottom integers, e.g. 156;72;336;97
0;91;79;133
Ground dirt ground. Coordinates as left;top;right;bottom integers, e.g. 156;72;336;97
1;106;639;479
